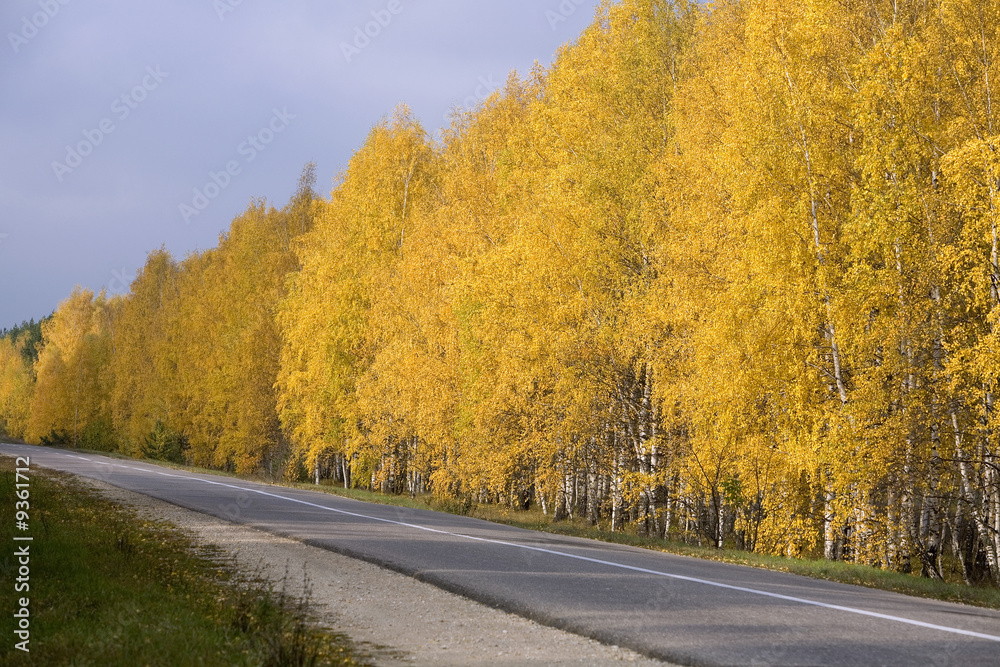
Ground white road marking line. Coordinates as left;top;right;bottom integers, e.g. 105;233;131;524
131;465;1000;643
11;449;1000;643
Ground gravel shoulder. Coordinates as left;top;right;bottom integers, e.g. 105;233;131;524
80;477;673;666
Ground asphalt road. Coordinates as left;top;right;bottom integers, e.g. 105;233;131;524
5;442;1000;666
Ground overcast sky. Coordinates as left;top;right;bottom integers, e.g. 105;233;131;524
0;0;603;327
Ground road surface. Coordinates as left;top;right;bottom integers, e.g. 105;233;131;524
4;442;1000;666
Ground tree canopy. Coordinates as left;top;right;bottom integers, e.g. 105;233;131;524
4;0;1000;585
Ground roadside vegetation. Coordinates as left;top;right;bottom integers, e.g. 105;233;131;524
302;478;1000;612
0;459;369;666
60;446;1000;613
4;0;1000;610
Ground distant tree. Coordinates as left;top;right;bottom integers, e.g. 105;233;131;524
26;289;117;447
140;421;188;464
1;317;48;367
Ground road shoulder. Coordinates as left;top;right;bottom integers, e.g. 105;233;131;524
79;475;672;667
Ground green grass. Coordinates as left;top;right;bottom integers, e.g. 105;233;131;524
283;477;1000;610
467;505;1000;609
52;445;1000;612
0;459;370;666
297;483;1000;611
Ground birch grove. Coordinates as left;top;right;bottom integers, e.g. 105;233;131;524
3;0;1000;585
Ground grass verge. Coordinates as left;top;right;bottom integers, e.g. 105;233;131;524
298;482;1000;611
469;506;1000;610
0;458;370;666
54;446;1000;611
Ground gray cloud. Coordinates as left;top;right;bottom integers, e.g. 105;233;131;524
0;0;601;326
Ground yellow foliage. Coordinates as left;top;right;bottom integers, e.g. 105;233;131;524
7;0;1000;577
27;288;116;445
0;337;33;439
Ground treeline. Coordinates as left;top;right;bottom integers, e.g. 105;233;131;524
2;0;1000;585
0;172;316;466
0;319;43;440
